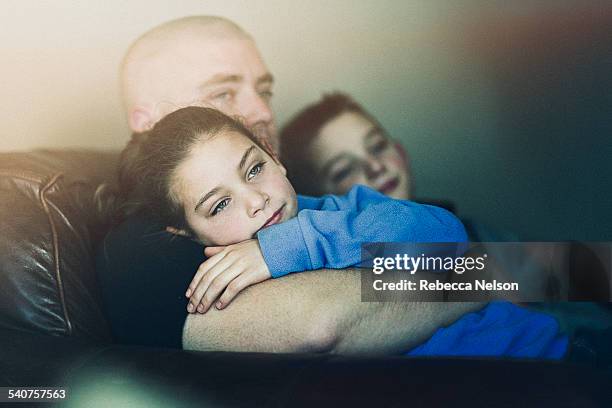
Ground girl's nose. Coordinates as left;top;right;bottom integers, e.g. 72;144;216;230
247;189;270;217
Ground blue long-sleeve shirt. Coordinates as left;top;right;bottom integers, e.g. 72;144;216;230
257;185;466;278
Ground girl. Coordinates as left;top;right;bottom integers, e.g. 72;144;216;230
127;106;466;313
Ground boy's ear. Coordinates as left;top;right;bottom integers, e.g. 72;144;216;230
394;141;410;167
129;107;154;133
165;226;191;237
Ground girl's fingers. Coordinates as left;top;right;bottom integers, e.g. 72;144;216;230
204;246;226;257
197;265;243;313
216;275;252;310
188;256;233;312
186;251;226;298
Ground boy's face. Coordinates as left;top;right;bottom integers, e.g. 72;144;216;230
309;111;412;200
132;35;278;152
173;131;297;246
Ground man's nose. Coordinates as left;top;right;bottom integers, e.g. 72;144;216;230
364;156;386;179
240;90;278;153
241;90;274;129
246;188;270;217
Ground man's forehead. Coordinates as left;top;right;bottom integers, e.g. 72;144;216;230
154;33;234;59
136;17;248;50
154;35;266;76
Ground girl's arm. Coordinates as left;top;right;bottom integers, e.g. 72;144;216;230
257;185;467;278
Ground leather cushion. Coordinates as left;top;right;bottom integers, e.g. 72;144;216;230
0;150;119;341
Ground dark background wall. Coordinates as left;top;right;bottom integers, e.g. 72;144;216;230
374;3;612;241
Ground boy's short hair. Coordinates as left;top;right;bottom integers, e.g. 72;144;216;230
280;92;378;196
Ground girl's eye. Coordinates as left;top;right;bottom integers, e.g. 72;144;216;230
212;198;230;216
248;161;266;180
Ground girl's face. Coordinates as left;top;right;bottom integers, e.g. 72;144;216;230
309;111;412;200
172;130;297;245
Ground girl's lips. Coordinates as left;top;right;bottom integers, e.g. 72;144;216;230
378;177;399;194
261;205;285;229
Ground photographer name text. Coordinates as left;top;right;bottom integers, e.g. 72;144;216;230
373;279;519;291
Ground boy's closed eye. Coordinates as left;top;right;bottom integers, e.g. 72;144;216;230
330;160;358;183
368;138;389;155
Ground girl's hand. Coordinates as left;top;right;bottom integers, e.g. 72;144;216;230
186;239;271;313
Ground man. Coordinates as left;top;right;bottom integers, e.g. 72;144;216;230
97;16;482;353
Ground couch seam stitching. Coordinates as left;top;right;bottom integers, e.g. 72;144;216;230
39;172;73;336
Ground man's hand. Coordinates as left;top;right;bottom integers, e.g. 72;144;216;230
186;239;271;313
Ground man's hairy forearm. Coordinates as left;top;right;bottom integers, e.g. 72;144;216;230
183;269;483;354
329;299;482;355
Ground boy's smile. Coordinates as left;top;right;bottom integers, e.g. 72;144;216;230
172;130;297;245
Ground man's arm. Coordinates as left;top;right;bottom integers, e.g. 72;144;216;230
183;269;483;355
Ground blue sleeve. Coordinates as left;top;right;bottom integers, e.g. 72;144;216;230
406;301;568;359
257;185;467;278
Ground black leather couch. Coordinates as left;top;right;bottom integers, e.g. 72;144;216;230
1;150;611;407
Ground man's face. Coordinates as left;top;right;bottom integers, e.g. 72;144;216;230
140;36;279;152
309;111;412;200
173;130;297;246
